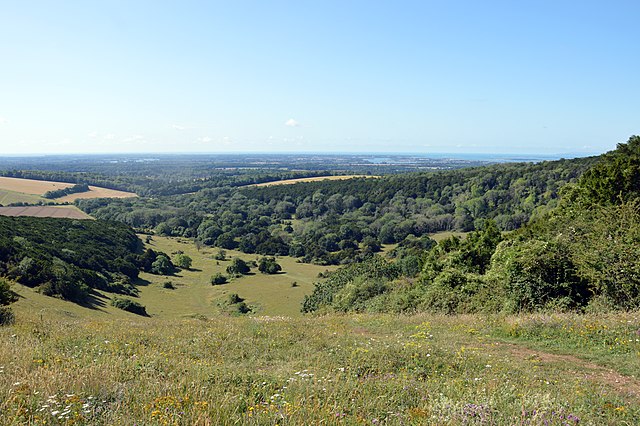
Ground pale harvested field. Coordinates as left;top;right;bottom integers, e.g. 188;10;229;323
0;176;137;201
0;205;93;219
0;176;72;194
252;174;378;187
57;185;137;202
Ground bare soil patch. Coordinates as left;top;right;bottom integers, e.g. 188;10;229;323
0;205;93;219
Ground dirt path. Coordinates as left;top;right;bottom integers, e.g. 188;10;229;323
493;341;640;400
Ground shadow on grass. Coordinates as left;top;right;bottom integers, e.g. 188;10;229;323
133;277;152;287
78;290;108;311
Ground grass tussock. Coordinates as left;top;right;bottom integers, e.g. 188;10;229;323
1;310;639;425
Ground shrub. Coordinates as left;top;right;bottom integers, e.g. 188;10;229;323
0;278;17;306
211;273;228;285
111;297;148;316
227;293;243;304
258;257;282;274
233;302;251;314
488;239;589;312
151;254;174;275
163;281;175;289
226;258;250;276
0;307;15;326
173;254;192;269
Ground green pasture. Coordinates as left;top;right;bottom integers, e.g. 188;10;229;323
137;235;336;318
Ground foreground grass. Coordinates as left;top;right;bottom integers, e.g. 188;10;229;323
1;309;638;425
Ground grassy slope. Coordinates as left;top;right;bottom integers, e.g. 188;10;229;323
1;309;638;425
5;236;640;424
11;235;333;320
138;236;337;318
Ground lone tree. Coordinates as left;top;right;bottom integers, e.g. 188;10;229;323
258;257;282;274
226;258;250;276
173;253;192;270
151;254;174;275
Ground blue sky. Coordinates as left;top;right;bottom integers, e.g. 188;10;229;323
0;1;638;155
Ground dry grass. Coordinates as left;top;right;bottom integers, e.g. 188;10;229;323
0;176;71;195
251;175;378;187
0;206;93;219
0;177;137;201
2;307;638;425
57;186;137;202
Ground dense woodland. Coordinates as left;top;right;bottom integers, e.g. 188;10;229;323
76;156;595;265
304;136;640;313
0;216;173;304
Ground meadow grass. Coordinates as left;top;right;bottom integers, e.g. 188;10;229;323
429;231;469;242
139;236;336;318
2;308;638;425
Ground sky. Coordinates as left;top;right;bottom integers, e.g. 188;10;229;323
0;1;638;156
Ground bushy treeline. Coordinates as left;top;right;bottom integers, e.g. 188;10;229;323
0;217;170;303
1;168;339;197
77;156;594;265
43;183;90;199
303;136;640;313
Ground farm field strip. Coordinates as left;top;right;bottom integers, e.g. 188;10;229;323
0;205;93;219
0;176;71;194
250;174;378;187
0;189;46;206
0;176;137;201
56;185;138;202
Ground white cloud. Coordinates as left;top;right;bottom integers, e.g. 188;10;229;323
0;117;7;124
88;131;98;138
172;124;186;130
122;135;145;143
285;118;300;127
103;133;115;140
197;136;212;143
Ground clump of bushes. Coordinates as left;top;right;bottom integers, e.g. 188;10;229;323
111;297;148;316
226;293;251;315
211;273;228;285
258;257;282;274
0;278;16;325
226;258;250;276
